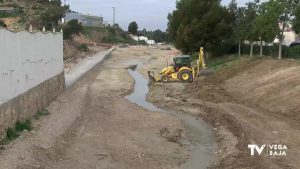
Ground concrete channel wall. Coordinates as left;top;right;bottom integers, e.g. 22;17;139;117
0;29;64;139
65;47;115;87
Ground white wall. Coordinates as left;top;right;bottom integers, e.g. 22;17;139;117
0;29;64;104
274;31;297;46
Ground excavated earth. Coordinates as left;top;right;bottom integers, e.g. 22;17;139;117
144;54;300;169
0;46;299;169
0;46;187;169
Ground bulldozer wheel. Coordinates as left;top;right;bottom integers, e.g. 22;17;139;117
179;70;193;82
161;75;170;83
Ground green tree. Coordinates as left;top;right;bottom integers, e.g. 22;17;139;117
40;0;68;29
138;29;170;43
229;0;246;56
253;1;279;56
128;21;138;35
264;0;299;59
244;1;260;57
141;28;147;36
168;0;232;55
63;19;83;40
293;5;300;33
148;29;168;43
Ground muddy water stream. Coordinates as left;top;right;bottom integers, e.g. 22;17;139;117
125;68;215;169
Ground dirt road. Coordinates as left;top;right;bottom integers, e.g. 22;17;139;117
0;47;188;169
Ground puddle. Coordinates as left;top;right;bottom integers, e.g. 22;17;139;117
125;67;215;169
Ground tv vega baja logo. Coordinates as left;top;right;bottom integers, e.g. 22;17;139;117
248;144;287;156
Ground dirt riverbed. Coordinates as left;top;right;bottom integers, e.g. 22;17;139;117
0;46;187;169
0;46;299;169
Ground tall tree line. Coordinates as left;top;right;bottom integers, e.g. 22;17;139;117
168;0;300;59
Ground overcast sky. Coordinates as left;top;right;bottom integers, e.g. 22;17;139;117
67;0;256;31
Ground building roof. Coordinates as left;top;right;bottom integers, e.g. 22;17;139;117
64;13;85;20
65;12;102;21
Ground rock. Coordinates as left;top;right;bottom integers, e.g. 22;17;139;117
166;128;183;143
167;136;179;142
160;128;183;143
160;127;170;137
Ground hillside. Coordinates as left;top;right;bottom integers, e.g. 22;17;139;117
0;0;60;30
0;0;137;61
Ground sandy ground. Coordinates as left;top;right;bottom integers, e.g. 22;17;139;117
0;46;187;169
145;54;300;169
1;46;299;169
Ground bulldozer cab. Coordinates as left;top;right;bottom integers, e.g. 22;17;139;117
173;55;191;71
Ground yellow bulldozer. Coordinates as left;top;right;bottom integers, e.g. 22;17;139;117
148;47;207;84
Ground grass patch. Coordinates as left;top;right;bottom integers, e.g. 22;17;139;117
207;55;241;70
206;55;264;70
0;120;33;146
0;109;50;147
191;53;242;70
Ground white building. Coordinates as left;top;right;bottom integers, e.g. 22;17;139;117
129;35;156;45
274;23;297;46
62;12;104;27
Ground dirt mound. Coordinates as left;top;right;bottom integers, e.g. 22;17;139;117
224;58;300;123
189;57;300;122
143;56;300;168
185;57;300;169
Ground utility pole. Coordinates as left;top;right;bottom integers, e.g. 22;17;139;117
112;7;115;26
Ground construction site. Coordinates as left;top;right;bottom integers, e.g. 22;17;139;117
1;0;300;169
0;45;298;169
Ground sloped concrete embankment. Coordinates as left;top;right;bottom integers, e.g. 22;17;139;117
65;47;115;87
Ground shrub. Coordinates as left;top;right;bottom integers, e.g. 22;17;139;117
0;20;7;27
63;19;83;40
1;120;32;143
6;128;19;139
79;44;89;52
15;120;32;132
